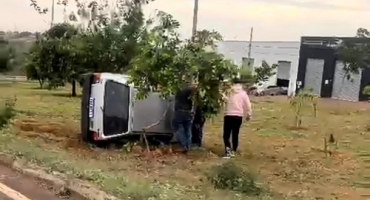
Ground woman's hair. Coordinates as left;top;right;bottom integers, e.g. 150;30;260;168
231;78;244;84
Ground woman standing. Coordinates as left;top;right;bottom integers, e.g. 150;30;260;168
222;80;252;158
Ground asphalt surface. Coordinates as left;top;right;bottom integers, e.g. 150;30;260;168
0;164;71;200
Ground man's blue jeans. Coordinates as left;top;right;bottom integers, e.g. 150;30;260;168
172;110;193;151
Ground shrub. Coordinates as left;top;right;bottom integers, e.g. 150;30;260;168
363;85;370;97
0;97;17;129
206;161;263;195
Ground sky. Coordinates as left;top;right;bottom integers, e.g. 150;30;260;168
0;0;369;41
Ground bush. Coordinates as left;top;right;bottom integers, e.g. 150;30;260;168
363;85;370;96
0;97;17;129
206;161;264;195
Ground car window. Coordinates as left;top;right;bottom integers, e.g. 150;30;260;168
103;80;130;136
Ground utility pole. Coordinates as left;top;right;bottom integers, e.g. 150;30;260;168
51;0;55;27
191;0;199;41
188;0;199;83
247;27;253;66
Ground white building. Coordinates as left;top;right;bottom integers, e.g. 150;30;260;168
216;41;300;96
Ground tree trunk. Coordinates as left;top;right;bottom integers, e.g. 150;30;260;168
38;79;44;89
71;80;77;97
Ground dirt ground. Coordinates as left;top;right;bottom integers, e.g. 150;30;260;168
0;82;370;199
0;163;85;200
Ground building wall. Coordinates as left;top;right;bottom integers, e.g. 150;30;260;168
331;62;362;101
217;41;299;94
296;43;336;98
297;36;370;101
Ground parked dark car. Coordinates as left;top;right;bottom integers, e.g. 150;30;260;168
258;86;287;96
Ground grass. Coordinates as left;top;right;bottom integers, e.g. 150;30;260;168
0;81;369;199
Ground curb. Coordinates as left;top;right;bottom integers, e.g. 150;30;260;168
0;153;119;200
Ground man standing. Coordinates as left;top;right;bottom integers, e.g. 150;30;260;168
191;105;206;148
173;84;197;154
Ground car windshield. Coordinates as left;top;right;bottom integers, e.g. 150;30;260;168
103;80;130;136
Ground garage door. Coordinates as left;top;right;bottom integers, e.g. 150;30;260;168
277;61;291;80
331;61;361;101
304;59;324;96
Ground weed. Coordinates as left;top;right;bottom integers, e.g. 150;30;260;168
0;97;17;129
206;161;264;195
289;89;318;127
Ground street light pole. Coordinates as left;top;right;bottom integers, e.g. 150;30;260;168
187;0;199;83
191;0;199;41
51;0;55;27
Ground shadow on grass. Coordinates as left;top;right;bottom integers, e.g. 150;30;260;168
90;133;174;150
30;91;82;98
28;86;47;90
0;82;16;88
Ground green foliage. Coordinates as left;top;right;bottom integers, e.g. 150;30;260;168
0;97;17;129
206;161;263;195
254;61;277;83
127;11;238;117
26;1;148;95
0;43;15;73
30;0;48;14
26;1;237;116
238;66;255;85
44;23;78;39
238;60;277;86
337;28;370;79
363;85;370;96
290;88;318;127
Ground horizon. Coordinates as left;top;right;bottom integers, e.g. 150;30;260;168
1;0;368;41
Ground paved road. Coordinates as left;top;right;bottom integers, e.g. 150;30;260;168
0;164;72;200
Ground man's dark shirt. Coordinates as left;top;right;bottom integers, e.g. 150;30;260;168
174;86;193;111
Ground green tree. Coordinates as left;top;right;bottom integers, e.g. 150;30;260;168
127;11;237;117
28;0;238;118
25;43;48;88
0;42;15;73
26;1;149;96
238;67;255;85
254;61;277;83
337;28;370;77
25;23;81;94
336;28;370;96
238;60;277;86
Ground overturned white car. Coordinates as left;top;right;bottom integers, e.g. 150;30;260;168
80;73;174;143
